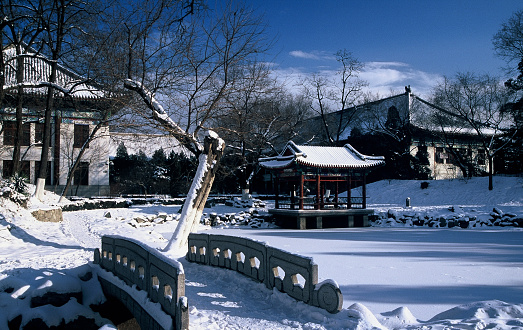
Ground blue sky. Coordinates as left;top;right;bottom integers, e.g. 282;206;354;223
243;1;523;97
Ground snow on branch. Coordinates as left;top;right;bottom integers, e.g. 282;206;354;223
124;79;203;154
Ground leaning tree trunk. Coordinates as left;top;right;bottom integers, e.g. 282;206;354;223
163;133;224;253
124;79;226;254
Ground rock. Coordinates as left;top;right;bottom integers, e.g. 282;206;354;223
458;217;470;229
512;217;523;227
490;211;501;219
104;211;111;218
493;207;504;216
31;208;63;222
412;219;424;226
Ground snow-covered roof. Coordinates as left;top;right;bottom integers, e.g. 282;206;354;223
259;141;385;170
3;45;105;100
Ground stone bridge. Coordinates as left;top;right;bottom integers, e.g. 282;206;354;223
93;233;343;329
94;235;189;330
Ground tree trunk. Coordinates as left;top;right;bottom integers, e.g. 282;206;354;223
11;54;25;176
163;133;224;254
12;87;23;176
488;154;494;191
34;59;58;200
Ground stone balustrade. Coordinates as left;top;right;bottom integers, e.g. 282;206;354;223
94;235;188;330
186;233;343;313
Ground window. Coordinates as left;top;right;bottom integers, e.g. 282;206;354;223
74;124;90;148
3;121;15;146
73;162;89;185
35;123;44;144
435;147;446;164
3;121;30;146
477;149;486;166
22;123;30;146
3;160;30;178
447;149;457;165
415;145;430;164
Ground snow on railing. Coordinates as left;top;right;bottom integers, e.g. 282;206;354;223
186;233;343;313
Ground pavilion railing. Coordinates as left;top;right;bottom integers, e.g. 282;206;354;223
276;196;365;210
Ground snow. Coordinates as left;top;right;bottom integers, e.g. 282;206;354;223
0;176;522;329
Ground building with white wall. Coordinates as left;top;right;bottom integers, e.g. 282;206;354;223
1;45;111;196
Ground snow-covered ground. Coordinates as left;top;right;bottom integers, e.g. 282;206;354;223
0;176;522;329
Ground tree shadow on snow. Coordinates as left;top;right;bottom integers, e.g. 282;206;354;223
0;216;89;251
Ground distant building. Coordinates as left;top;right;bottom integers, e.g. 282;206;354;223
300;89;492;180
1;44;111;196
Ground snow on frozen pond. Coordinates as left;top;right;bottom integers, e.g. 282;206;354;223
0;176;522;329
207;226;523;321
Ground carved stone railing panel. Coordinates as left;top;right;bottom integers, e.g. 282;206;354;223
187;233;342;313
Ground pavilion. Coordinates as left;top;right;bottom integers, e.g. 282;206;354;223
258;141;385;229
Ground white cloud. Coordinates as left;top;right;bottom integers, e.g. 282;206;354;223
272;61;442;100
289;50;320;60
289;50;335;61
360;61;443;97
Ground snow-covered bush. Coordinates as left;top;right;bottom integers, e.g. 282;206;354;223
0;176;30;207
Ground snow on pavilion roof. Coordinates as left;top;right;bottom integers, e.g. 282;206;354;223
3;45;105;100
259;141;385;170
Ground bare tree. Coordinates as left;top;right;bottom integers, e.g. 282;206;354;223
212;61;298;190
493;10;523;74
333;49;367;143
432;72;516;190
216;90;313;191
493;10;523;174
121;1;270;252
301;49;367;145
1;1;43;177
31;0;97;199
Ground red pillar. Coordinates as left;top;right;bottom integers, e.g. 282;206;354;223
362;172;367;209
299;174;304;210
315;175;320;210
275;175;280;209
347;175;352;209
334;181;339;208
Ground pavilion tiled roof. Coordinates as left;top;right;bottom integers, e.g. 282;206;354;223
259;141;385;169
